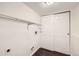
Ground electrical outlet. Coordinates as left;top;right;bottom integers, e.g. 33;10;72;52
6;49;10;53
35;31;37;35
31;46;34;51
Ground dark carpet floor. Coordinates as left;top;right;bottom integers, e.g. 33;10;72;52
33;48;70;56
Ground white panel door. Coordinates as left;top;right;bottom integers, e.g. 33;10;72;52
54;12;70;54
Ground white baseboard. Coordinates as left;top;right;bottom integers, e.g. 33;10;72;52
29;47;40;56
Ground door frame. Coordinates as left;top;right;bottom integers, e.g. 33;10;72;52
54;11;71;55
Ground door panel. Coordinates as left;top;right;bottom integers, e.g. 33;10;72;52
54;12;70;54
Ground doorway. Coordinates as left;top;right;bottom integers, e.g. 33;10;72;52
41;11;70;55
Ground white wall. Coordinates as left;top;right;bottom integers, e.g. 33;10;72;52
0;18;40;56
0;18;29;56
71;4;79;56
28;24;40;55
0;2;40;24
40;15;55;51
0;2;40;56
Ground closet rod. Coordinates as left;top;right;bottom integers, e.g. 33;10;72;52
0;14;41;26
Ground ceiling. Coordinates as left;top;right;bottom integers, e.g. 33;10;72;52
24;2;79;16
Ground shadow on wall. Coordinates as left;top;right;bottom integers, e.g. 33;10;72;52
71;34;79;56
